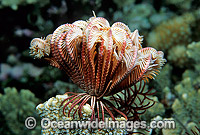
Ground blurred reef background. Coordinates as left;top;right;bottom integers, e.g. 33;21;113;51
0;0;200;134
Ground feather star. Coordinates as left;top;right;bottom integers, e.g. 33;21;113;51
30;16;166;120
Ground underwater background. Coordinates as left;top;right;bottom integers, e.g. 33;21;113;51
0;0;200;134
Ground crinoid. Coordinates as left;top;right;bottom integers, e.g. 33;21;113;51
110;80;156;121
30;15;166;121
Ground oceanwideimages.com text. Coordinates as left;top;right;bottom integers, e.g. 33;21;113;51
40;118;175;131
